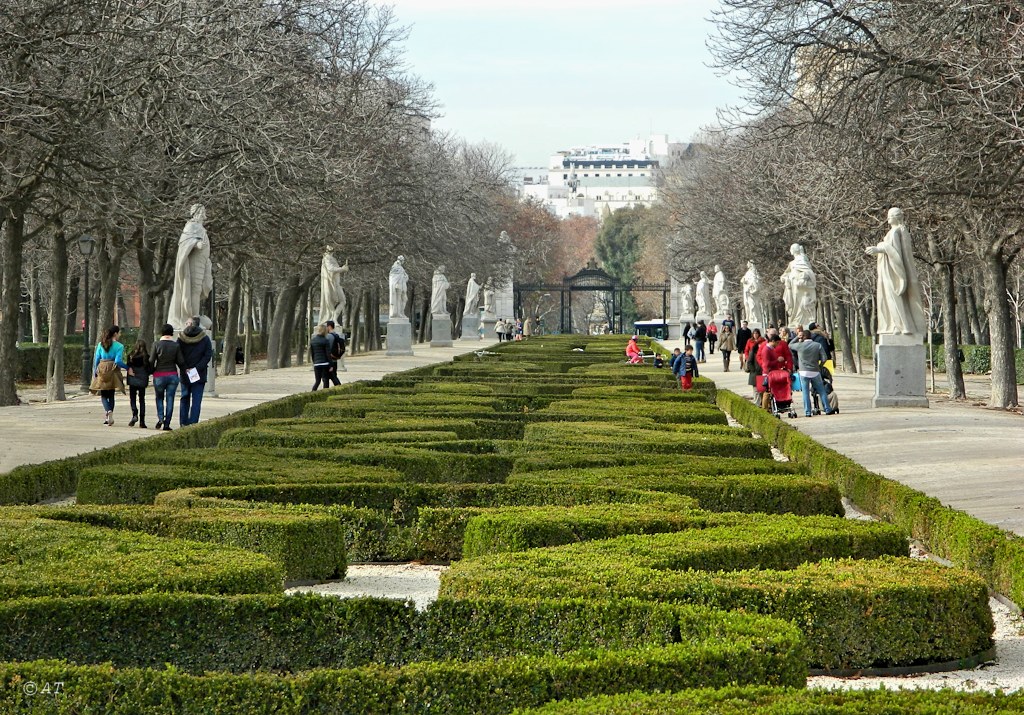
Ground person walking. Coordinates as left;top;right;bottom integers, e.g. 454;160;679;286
744;328;765;402
494;318;506;342
325;320;346;384
91;325;128;426
736;320;752;357
679;345;699;390
718;325;737;372
177;316;213;427
792;329;837;417
150;323;183;431
707;321;718;354
125;339;151;428
504;319;515;342
309;323;333;391
523;316;533;339
693;321;708;362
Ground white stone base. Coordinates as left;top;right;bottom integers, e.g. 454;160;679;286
460;313;481;340
694;314;713;326
668;320;683;340
873;341;929;408
481;316;498;342
385;319;414;356
430;315;453;347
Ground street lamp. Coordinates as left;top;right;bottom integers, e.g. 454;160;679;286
78;234;96;392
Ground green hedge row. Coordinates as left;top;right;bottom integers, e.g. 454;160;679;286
517;687;1024;715
0;595;803;679
22;505;345;581
510;467;842;516
0;518;281;598
717;387;1024;609
930;343;1024;382
540;398;726;425
443;551;991;671
14;344;81;381
521;425;769;460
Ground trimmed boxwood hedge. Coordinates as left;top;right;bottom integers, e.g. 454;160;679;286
520;425;770;460
539;398;728;425
0;518;282;598
0;596;803;678
218;427;462;450
511;467;842;516
717;388;1024;610
516;687;1024;715
21;505;345;581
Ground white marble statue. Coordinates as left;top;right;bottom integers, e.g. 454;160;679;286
712;265;729;315
865;207;926;337
695;271;713;317
431;265;450;316
482;279;495;317
388;255;409;320
741;260;765;325
463;273;481;316
168;203;214;330
679;282;695;319
319;247;349;326
780;243;817;327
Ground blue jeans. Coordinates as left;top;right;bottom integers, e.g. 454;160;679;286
153;375;179;425
100;390;115;412
801;372;834;416
694;340;705;361
179;380;206;426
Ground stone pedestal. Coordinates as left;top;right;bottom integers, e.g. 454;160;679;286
668;321;683;340
430;315;453;348
481;315;498;343
461;313;482;340
873;334;928;408
695;314;713;327
385;319;414;356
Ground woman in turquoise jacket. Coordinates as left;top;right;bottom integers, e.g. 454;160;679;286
92;325;129;426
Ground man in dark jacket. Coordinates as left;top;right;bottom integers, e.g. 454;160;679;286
325;320;346;384
736;320;752;357
178;316;214;426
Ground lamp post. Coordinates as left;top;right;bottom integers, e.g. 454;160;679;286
78;234;96;392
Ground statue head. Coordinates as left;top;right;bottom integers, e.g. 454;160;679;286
325;245;333;253
747;260;755;269
699;270;708;279
714;264;721;273
436;265;445;274
470;272;476;279
790;243;804;258
396;255;405;264
190;204;206;223
887;207;905;226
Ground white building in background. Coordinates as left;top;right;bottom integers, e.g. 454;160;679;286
515;134;700;220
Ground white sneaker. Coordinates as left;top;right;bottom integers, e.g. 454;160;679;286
105;411;113;426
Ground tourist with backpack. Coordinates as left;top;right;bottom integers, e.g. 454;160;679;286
325;320;346;383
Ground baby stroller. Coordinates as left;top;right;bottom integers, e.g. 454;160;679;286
766;367;797;419
810;365;840;415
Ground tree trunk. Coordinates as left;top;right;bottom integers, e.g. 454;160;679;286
220;260;243;376
0;209;26;405
348;288;362;355
981;253;1019;408
364;289;375;351
243;278;253;375
96;235;124;333
65;265;80;335
267;278;302;369
937;262;967;400
835;300;857;374
29;266;43;343
294;287;309;367
46;223;70;401
965;283;988;345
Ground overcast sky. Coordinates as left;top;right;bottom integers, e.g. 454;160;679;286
387;0;745;167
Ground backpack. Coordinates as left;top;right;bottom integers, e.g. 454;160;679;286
329;333;346;360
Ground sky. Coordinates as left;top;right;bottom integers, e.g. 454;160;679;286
386;0;746;167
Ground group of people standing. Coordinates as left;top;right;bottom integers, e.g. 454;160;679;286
494;317;534;342
682;315;741;372
741;322;836;417
90;317;213;429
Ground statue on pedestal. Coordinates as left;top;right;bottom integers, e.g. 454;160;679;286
319;247;349;326
482;279;495;317
712;265;729;316
463;273;481;316
431;265;450;316
780;243;816;327
741;261;765;325
695;271;712;317
866;207;926;338
388;256;409;320
168;203;214;330
680;282;695;318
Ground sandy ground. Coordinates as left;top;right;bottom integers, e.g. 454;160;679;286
286;564;448;609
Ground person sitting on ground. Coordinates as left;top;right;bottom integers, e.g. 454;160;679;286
679;345;699;391
653;353;665;369
625;335;644;364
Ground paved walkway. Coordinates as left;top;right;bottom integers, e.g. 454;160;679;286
0;341;488;474
659;340;1024;535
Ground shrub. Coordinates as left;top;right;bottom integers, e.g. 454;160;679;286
511;467;842;516
217;427;462;450
516;687;1024;715
0;518;282;598
539;398;728;425
26;505;345;580
521;424;770;460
